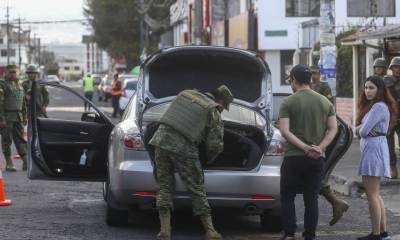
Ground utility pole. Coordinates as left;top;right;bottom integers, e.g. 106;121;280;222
27;27;31;63
319;0;336;106
6;3;10;65
38;38;41;66
18;17;21;68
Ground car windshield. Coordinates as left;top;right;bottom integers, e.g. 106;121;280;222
136;103;265;128
125;80;137;90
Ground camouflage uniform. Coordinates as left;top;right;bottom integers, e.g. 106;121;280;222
149;95;224;216
149;86;233;240
0;65;27;171
384;74;400;178
312;81;333;103
22;80;49;118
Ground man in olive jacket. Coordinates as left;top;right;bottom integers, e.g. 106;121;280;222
149;85;233;240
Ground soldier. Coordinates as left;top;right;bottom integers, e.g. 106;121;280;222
22;64;49;118
310;65;349;226
310;65;333;103
373;58;387;78
0;64;27;171
149;85;233;240
383;56;400;179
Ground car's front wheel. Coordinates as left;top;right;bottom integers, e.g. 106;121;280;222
106;204;129;226
260;211;282;232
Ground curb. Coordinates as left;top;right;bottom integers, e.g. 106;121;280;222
329;174;400;197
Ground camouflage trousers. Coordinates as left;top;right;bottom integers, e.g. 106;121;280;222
153;147;211;216
0;121;26;158
387;122;400;168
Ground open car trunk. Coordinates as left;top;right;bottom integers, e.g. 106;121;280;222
144;121;266;171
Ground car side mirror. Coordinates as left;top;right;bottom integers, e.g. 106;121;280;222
81;112;100;122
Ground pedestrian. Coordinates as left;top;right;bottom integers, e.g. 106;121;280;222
355;75;396;240
383;56;400;179
111;73;122;118
279;65;338;240
373;58;387;78
310;65;349;226
22;64;49;118
0;64;28;171
148;85;233;240
83;72;94;111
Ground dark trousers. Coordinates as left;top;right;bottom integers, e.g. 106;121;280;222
280;156;324;238
387;122;400;168
111;95;120;117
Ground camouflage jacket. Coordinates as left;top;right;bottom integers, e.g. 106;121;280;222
22;80;49;112
149;108;224;163
312;81;333;103
0;78;27;123
384;75;400;117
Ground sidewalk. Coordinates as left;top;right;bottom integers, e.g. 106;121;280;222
329;138;400;196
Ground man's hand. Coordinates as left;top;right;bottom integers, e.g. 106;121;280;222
368;129;377;137
23;119;27;126
304;145;322;159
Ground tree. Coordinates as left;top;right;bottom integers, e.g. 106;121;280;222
41;50;59;75
83;0;174;69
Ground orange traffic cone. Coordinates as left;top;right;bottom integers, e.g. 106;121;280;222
0;169;12;206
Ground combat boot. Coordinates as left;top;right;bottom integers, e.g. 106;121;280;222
320;187;349;226
157;210;171;240
390;165;398;179
5;156;16;172
200;215;222;240
22;155;27;171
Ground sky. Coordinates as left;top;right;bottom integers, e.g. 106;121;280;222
1;0;90;44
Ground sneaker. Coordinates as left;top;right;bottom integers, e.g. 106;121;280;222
357;233;381;240
381;232;392;240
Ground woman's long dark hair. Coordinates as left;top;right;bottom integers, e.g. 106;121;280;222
357;76;397;130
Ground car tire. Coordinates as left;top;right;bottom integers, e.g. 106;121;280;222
260;212;282;232
106;204;129;227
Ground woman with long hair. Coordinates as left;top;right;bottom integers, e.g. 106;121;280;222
356;76;397;240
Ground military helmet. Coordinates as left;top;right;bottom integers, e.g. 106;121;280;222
6;64;17;72
389;57;400;69
373;58;386;68
216;85;234;111
309;65;320;73
25;64;38;73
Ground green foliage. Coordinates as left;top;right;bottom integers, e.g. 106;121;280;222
336;28;357;98
83;0;172;69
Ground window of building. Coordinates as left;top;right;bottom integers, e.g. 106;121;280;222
281;50;295;85
1;50;7;57
286;0;320;17
74;66;80;71
348;0;395;17
0;38;3;44
9;49;15;57
64;66;70;70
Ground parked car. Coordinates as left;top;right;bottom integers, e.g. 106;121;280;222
27;46;352;231
97;75;113;101
92;74;102;86
119;77;138;112
119;74;137;86
46;75;60;82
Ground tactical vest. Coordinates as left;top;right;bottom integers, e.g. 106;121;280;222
2;80;24;111
159;90;218;143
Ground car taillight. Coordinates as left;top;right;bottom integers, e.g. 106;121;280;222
123;134;145;151
266;139;284;156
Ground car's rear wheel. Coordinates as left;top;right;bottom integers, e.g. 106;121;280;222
106;204;129;226
260;211;282;232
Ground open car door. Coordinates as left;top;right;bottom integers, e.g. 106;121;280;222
28;81;114;181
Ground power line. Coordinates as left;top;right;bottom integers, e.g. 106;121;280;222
0;19;88;25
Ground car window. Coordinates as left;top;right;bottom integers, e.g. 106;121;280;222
125;81;137;90
141;103;265;128
123;93;137;120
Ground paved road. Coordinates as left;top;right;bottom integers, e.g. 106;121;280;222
1;81;399;239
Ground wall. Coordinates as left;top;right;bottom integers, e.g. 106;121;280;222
336;97;354;127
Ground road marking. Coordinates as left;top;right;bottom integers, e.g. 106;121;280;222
67;198;104;215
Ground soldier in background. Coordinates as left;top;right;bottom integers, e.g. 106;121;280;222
22;64;49;118
0;64;27;171
373;58;387;78
149;85;233;240
310;65;333;103
310;65;349;226
383;56;400;179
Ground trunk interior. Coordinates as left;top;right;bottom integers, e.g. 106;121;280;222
144;122;266;171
